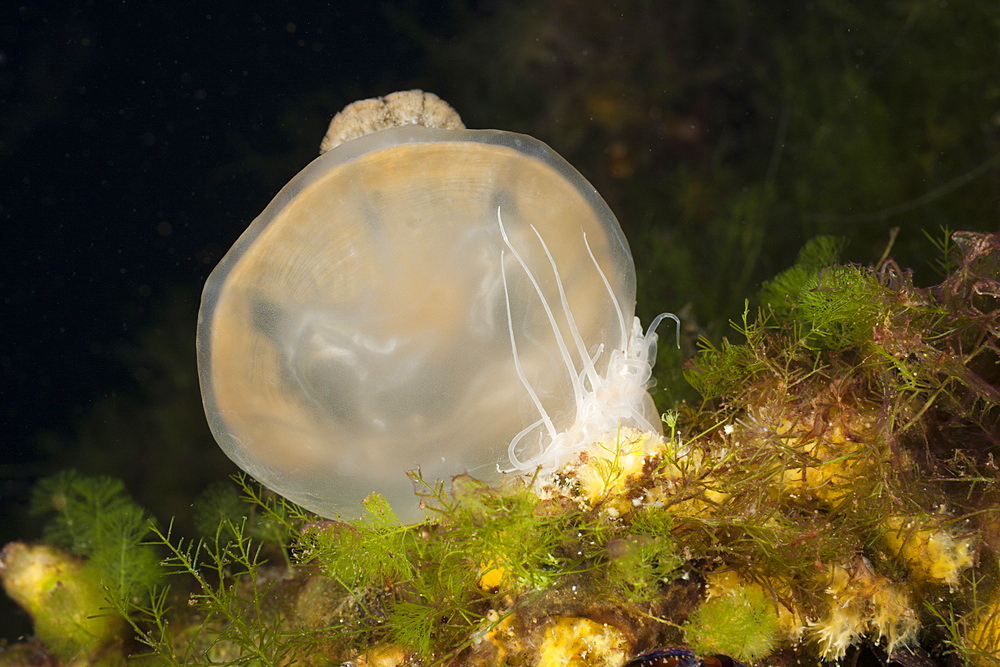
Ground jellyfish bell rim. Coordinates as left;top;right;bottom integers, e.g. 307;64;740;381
196;124;638;520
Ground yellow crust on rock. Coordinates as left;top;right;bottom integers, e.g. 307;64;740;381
535;616;629;667
882;515;974;586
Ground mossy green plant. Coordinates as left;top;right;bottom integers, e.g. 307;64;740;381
116;514;313;665
683;579;780;661
296;473;615;661
0;470;164;661
605;505;681;604
192;475;298;569
758;234;847;321
29;470;163;606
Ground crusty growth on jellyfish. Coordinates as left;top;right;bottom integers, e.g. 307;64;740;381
196;90;673;522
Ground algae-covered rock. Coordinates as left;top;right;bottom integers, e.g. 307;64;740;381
0;542;124;663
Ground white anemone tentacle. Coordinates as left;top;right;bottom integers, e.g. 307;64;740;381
497;207;678;475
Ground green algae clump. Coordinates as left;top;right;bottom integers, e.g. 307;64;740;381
683;578;780;662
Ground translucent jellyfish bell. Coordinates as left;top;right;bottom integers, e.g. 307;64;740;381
197;91;661;522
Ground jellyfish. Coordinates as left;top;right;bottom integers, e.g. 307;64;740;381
197;91;671;522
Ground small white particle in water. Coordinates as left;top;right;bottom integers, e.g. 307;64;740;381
724;423;735;435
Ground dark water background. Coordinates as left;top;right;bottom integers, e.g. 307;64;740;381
2;1;998;641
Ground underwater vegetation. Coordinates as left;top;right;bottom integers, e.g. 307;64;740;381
2;229;999;666
1;471;162;662
5;2;1000;662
